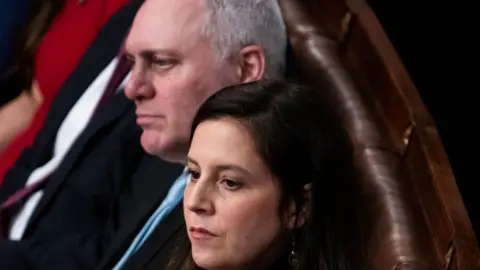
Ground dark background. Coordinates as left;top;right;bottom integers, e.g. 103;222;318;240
368;0;478;241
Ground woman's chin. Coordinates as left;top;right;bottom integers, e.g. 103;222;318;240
191;250;227;270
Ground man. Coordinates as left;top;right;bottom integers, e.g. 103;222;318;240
97;0;287;269
0;0;161;269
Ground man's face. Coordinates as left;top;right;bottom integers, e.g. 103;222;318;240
125;0;238;162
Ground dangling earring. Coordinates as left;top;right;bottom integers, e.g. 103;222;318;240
288;236;299;268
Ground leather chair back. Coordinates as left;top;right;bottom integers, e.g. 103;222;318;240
278;0;480;269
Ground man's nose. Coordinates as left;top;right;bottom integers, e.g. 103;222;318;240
124;67;155;101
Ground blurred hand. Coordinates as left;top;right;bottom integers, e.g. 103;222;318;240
0;81;43;152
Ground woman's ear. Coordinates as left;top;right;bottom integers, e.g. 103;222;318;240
286;183;312;229
234;45;266;83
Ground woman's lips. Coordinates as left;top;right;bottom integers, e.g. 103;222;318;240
189;226;218;240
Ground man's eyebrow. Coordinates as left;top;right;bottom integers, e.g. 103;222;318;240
129;49;181;59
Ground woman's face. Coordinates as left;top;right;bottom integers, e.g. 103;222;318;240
184;118;286;269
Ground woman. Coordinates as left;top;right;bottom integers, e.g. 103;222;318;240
0;0;130;180
168;80;364;270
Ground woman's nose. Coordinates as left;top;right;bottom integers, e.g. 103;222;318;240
184;180;215;216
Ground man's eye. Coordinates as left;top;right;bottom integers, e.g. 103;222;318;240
152;58;175;67
125;55;135;67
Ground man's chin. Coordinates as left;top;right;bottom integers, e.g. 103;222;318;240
140;131;161;153
140;131;186;163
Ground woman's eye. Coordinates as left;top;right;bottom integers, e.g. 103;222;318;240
187;169;200;181
221;179;242;191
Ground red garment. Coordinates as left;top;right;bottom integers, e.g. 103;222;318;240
0;0;130;182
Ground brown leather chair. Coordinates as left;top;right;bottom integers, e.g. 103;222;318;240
278;0;480;269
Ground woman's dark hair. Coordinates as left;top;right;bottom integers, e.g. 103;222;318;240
3;0;65;91
168;80;364;270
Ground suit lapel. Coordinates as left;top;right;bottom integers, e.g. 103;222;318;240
98;156;184;269
26;95;134;229
124;205;185;270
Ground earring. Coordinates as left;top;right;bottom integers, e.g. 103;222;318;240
288;237;299;268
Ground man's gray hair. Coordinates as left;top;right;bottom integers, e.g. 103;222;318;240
202;0;287;79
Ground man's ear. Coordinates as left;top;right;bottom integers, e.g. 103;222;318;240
235;45;266;83
286;183;312;229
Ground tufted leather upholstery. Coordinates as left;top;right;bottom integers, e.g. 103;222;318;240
278;0;480;269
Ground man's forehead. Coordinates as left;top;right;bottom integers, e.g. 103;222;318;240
125;0;207;52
